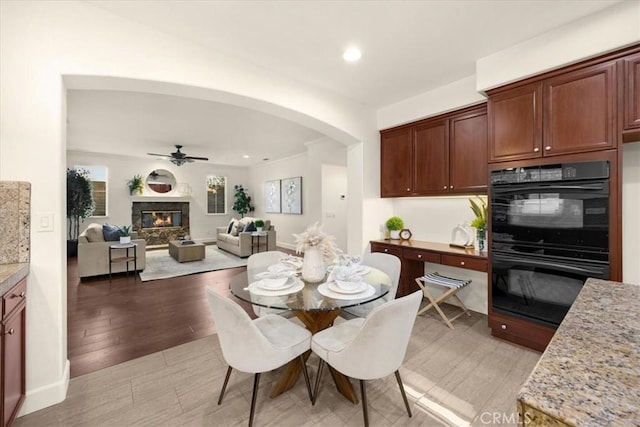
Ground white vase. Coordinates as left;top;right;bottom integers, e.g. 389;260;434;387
301;246;326;283
389;230;401;239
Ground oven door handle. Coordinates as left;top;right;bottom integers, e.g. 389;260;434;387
493;253;607;276
492;182;606;194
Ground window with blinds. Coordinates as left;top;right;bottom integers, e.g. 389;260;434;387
74;165;108;217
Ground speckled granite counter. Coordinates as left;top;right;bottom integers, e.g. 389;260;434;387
517;277;640;426
0;263;29;295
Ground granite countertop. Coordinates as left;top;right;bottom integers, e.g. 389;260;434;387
518;277;640;425
0;263;29;295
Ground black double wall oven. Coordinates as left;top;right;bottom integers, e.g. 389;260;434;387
490;160;611;328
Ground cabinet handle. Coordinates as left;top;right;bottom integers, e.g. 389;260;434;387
460;261;465;266
417;254;422;259
6;328;15;335
384;249;388;253
406;188;411;192
450;185;454;189
11;291;25;299
545;146;551;151
501;324;507;330
443;186;448;190
533;148;539;153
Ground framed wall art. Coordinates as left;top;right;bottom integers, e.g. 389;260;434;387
281;176;302;214
206;175;227;215
264;179;281;213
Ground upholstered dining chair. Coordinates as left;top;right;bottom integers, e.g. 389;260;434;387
205;288;313;427
342;251;402;318
311;290;423;426
246;250;293;317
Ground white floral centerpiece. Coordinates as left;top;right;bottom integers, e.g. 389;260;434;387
293;222;340;283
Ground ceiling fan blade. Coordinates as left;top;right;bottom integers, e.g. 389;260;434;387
147;152;172;158
184;156;209;161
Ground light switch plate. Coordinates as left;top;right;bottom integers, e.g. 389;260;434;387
37;212;54;232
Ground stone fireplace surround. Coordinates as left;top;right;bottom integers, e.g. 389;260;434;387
132;201;189;246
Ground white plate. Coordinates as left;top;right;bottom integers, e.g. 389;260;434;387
328;281;367;294
328;265;371;275
260;277;289;290
248;280;304;296
318;283;375;300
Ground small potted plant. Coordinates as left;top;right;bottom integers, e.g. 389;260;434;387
119;225;132;244
386;216;404;240
254;219;265;232
127;174;144;195
469;196;487;251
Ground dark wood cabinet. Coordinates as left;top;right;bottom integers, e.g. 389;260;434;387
380;104;487;197
489;61;618;162
624;52;640;131
1;279;26;427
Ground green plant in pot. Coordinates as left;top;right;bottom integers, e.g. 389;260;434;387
119;225;132;244
469;196;488;251
386;216;404;240
67;168;95;257
232;184;255;218
254;219;265;232
127;174;144;195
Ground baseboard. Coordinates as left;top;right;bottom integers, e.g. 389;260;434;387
18;359;70;417
277;241;296;251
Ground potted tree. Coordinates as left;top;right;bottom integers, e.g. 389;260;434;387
386;216;404;240
67;168;95;257
232;184;255;218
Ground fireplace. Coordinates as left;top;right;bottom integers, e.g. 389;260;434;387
132;201;189;246
141;210;182;229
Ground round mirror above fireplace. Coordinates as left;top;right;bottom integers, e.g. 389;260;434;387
146;169;176;194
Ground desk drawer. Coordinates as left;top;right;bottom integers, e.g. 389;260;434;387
3;278;27;320
441;254;487;272
370;243;402;257
402;249;440;264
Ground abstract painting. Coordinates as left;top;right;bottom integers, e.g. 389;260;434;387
281;176;302;214
264;179;281;213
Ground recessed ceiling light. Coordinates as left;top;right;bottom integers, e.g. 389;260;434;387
343;47;362;62
243;154;250;159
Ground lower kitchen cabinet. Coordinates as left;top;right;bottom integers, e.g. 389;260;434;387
1;279;26;427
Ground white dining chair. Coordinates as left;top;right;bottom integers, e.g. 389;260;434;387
206;288;313;427
342;251;401;318
246;251;293;317
311;290;422;426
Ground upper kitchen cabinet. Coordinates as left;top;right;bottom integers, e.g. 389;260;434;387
380;104;487;198
489;60;618;162
624;52;640;131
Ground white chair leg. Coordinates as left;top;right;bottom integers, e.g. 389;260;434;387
218;366;233;405
395;370;412;418
312;359;325;405
249;373;261;427
360;379;369;427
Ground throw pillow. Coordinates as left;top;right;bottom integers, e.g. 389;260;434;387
227;218;236;234
102;224;122;241
84;223;105;242
245;221;257;232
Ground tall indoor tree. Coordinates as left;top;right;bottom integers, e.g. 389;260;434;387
66;168;95;257
232;184;255;218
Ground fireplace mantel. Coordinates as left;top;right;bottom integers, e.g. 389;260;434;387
130;196;191;202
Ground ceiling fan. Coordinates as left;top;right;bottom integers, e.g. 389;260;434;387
147;145;209;166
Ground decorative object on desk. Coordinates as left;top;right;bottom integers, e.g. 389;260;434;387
385;216;404;240
294;222;339;283
206;175;227;214
400;229;412;240
119;225;132;244
469;196;487;252
255;219;265;232
450;223;474;249
232;184;255;218
281;176;302;214
67;168;95;257
127;174;144;195
264;179;281;213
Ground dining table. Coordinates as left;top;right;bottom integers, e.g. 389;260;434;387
228;257;392;403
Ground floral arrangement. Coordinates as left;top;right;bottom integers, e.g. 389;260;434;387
293;222;340;262
469;196;487;230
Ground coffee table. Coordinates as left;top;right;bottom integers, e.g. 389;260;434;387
168;240;205;262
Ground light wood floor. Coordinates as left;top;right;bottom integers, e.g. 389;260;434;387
21;283;540;426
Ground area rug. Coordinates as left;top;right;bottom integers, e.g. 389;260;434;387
139;245;247;282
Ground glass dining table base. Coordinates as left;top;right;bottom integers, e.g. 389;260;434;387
269;309;359;404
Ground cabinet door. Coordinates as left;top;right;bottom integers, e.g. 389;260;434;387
624;52;640;130
489;83;542;162
413;119;449;194
380;128;413;197
543;61;617;155
2;307;25;427
450;108;488;193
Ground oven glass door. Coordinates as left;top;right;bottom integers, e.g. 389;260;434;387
491;179;609;261
491;251;609;326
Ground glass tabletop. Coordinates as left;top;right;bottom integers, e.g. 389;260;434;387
229;264;391;312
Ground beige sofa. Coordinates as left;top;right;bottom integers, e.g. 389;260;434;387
216;217;276;257
77;223;146;279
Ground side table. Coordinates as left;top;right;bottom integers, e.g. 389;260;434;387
250;232;269;254
109;243;137;280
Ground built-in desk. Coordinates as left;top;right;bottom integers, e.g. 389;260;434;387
370;239;488;297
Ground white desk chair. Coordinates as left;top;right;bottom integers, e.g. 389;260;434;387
206;289;313;427
311;291;422;426
342;252;401;318
247;251;293;317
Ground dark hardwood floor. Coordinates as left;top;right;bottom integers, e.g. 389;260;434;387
67;253;262;378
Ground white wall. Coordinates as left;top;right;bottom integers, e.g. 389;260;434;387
0;1;375;415
321;164;348;252
67;151;249;241
623;143;640;285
